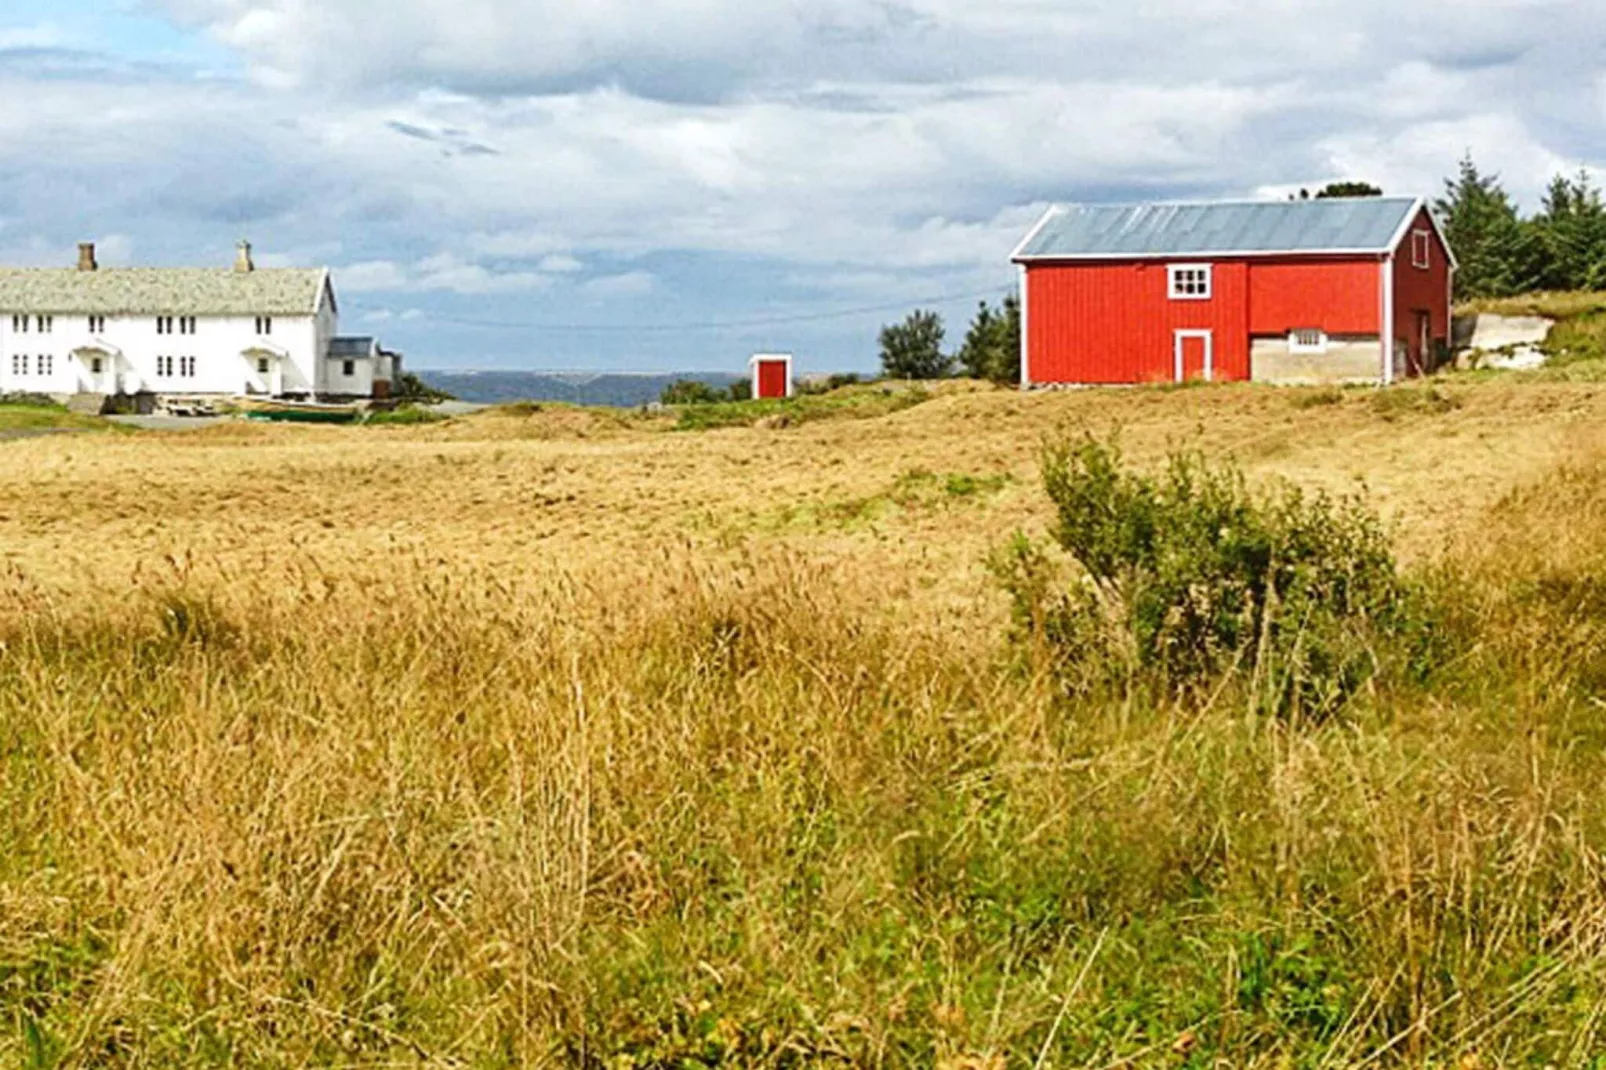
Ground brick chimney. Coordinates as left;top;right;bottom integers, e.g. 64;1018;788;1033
77;242;97;272
234;239;254;273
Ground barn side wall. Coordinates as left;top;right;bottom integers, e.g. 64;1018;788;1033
1246;260;1382;336
1024;260;1251;384
1391;207;1454;376
1024;255;1386;385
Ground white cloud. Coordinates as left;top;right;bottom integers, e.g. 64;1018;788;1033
582;271;657;297
538;254;584;273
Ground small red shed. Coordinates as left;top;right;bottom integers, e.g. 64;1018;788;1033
750;353;794;399
1011;197;1455;387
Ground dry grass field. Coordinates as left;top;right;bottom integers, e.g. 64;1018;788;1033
3;374;1606;1067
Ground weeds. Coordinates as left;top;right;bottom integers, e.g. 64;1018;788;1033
995;436;1435;717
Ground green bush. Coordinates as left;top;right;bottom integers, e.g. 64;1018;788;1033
996;437;1431;717
660;379;727;405
365;404;446;426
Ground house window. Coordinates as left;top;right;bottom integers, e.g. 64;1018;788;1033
157;355;174;377
88;315;106;334
1168;264;1212;300
177;316;197;335
257;358;270;374
342;360;356;376
157;316;174;335
12;315;27;333
91;357;103;374
10;354;24;375
39;354;53;376
36;315;52;334
1288;328;1329;354
1411;230;1431;269
180;356;197;378
255;316;273;335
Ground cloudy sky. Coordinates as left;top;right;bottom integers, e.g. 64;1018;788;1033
0;0;1601;371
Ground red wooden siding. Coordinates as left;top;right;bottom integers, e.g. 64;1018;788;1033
1247;260;1381;336
755;359;789;399
1390;207;1453;376
1025;260;1252;383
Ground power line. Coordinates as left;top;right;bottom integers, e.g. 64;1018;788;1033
352;284;1015;333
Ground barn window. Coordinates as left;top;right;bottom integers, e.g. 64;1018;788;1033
1288;328;1329;354
342;360;356;376
1167;264;1212;300
1411;230;1431;269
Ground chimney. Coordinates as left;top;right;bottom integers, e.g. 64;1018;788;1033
234;239;254;273
77;242;97;272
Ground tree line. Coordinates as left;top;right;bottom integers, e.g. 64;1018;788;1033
875;158;1606;381
1438;154;1606;298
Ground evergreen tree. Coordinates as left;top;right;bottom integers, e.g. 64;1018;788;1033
1533;170;1606;291
956;294;1024;384
879;310;951;380
1435;154;1536;299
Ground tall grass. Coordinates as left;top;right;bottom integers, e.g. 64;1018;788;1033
3;430;1606;1066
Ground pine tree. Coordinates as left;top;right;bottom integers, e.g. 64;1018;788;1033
1434;154;1536;299
955;295;1023;384
1533;170;1606;292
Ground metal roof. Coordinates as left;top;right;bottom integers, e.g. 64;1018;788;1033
0;267;329;316
329;336;378;358
1013;197;1424;260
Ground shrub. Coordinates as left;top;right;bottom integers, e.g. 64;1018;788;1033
997;437;1429;716
394;372;455;402
661;379;727;405
366;404;446;426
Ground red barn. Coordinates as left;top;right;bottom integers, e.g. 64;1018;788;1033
750;353;793;399
1011;197;1455;387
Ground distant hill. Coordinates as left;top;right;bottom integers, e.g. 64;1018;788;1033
415;370;745;408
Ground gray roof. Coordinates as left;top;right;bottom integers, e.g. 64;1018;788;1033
329;336;378;358
0;267;329;316
1014;197;1423;260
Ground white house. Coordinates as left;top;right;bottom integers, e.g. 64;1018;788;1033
0;242;397;401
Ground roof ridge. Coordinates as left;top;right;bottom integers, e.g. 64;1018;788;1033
1050;195;1419;211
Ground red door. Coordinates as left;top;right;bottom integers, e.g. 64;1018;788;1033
757;360;789;399
1175;331;1212;382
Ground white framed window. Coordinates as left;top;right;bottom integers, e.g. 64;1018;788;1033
178;316;197;335
91;357;104;374
39;354;53;376
36;315;52;334
1168;263;1212;300
1288;328;1329;354
156;316;174;335
1411;230;1431;269
88;315;106;334
342;360;356;376
157;355;174;377
12;315;28;334
255;316;273;335
256;357;270;374
180;356;196;377
10;354;24;375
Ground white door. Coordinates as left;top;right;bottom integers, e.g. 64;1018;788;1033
1173;330;1213;382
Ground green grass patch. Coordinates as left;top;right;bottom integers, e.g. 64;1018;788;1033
0;402;111;434
364;405;448;426
1369;384;1462;420
672;384;930;431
